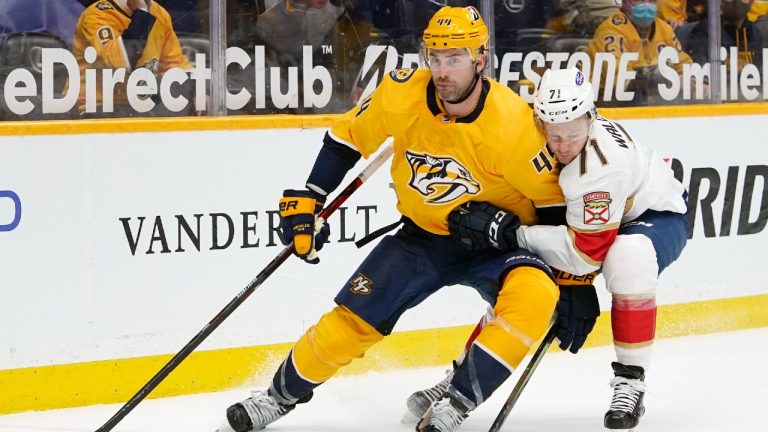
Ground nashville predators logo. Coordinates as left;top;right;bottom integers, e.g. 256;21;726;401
583;191;612;224
96;1;114;10
390;68;416;83
406;151;481;204
349;273;373;295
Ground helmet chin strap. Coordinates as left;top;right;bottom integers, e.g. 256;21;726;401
443;68;481;105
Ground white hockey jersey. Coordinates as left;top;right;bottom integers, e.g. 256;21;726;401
516;115;687;275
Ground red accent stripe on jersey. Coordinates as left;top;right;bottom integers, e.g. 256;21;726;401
465;316;485;352
573;229;618;262
612;298;657;344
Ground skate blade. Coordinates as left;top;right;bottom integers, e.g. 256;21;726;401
401;410;420;424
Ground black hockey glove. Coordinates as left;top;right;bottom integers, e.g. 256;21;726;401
556;284;601;354
279;189;330;264
447;201;521;251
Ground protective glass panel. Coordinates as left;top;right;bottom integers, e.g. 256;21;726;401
4;0;768;121
0;0;210;120
224;0;436;115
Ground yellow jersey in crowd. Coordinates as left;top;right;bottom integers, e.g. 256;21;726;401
71;0;192;112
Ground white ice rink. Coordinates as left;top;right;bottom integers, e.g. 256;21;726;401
1;327;765;432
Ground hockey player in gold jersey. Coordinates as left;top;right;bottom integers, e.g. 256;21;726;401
71;0;193;116
225;6;566;432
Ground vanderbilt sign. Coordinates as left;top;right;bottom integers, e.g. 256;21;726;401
119;205;378;256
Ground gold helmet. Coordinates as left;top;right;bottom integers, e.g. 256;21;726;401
422;6;489;60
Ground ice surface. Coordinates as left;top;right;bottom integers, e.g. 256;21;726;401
1;327;765;432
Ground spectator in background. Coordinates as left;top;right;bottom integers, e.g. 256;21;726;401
471;0;558;52
548;0;622;36
686;0;707;21
252;0;377;113
658;0;687;28
71;0;194;117
682;0;765;89
359;0;450;50
256;0;349;58
0;0;85;47
588;0;694;105
748;0;768;21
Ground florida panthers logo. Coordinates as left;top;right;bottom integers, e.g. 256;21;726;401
583;191;612;225
406;151;481;204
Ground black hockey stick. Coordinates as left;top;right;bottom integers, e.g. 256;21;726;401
488;320;557;432
95;145;394;432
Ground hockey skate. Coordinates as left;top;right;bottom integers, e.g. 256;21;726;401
416;395;469;432
403;365;455;423
604;362;646;430
226;389;311;431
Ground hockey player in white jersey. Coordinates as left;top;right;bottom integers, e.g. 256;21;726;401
407;67;690;430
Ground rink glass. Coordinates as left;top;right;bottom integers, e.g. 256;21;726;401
0;0;756;120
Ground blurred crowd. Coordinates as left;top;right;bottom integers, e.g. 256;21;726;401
1;0;768;119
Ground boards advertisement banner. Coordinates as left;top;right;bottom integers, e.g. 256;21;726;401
1;115;767;371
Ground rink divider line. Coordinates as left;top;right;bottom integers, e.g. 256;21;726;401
1;293;766;415
2;103;768;136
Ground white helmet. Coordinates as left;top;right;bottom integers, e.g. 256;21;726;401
533;67;595;124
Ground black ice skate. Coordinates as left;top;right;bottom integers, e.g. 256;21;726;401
404;364;455;422
604;362;646;430
226;389;311;431
416;395;469;432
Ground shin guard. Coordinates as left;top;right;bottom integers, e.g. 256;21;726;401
271;306;383;403
450;267;558;408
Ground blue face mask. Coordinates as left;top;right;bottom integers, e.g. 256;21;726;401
629;3;657;27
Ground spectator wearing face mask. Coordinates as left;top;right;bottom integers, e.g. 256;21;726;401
587;0;694;105
547;0;622;36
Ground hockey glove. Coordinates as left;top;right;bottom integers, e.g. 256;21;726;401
279;189;330;264
447;201;521;251
556;284;600;354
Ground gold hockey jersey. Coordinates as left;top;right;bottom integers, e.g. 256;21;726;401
658;0;687;27
588;12;693;77
71;0;192;111
329;68;564;235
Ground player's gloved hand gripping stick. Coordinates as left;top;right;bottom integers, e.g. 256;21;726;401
95;145;394;432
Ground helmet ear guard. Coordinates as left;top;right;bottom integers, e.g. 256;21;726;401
533;67;596;124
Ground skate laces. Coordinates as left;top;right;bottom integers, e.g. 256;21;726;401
425;398;467;431
241;390;289;425
608;377;647;413
412;368;453;406
424;370;453;400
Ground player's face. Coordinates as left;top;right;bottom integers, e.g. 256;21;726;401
427;48;478;102
543;116;591;164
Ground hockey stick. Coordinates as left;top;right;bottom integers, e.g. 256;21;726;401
487;320;557;432
95;144;394;432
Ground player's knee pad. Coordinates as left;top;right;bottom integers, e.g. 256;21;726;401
604;235;658;355
602;234;658;297
476;266;558;369
292;306;384;382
